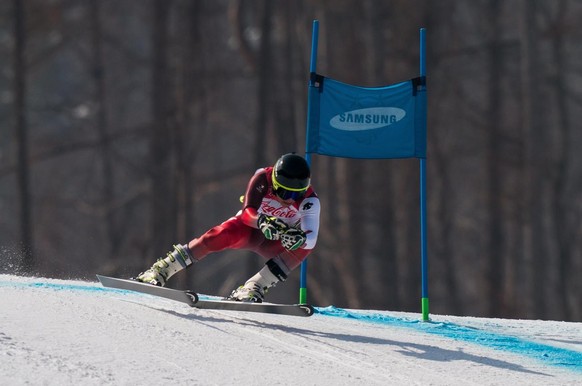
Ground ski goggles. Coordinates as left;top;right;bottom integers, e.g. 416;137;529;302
272;175;309;201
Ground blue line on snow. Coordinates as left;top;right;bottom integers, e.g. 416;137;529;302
2;279;580;372
0;279;126;294
315;306;582;373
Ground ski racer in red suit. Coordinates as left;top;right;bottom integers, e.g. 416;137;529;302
135;153;321;302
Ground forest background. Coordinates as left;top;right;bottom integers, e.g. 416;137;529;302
2;0;581;321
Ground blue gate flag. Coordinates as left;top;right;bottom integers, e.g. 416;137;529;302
306;74;426;159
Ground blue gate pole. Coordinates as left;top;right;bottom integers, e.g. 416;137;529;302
300;20;319;305
419;28;430;321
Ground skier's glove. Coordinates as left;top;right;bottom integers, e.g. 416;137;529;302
257;214;289;240
280;228;307;251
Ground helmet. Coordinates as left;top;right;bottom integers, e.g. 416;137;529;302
272;154;310;200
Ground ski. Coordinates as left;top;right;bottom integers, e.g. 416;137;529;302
96;275;314;317
193;298;314;317
96;274;198;306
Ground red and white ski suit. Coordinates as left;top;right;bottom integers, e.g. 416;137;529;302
187;167;321;272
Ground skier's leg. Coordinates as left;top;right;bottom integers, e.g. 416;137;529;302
136;216;254;286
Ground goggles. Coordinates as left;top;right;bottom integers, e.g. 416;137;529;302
272;173;309;201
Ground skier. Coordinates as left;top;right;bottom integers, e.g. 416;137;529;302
135;153;321;303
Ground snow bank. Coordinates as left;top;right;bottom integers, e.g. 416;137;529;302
1;275;580;385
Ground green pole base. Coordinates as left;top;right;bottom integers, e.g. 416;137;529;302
299;287;307;304
421;297;430;321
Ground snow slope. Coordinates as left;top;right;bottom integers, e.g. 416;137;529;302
1;274;580;385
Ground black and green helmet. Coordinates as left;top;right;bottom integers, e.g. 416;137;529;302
271;154;310;200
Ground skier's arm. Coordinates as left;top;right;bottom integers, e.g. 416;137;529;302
240;169;268;228
297;194;320;249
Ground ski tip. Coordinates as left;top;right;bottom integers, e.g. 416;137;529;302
298;304;315;316
185;290;199;306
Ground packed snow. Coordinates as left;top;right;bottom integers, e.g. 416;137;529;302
1;274;580;385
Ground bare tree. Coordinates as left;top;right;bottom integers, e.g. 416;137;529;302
548;0;574;319
520;0;548;319
485;0;505;316
13;0;34;272
90;0;118;258
150;0;176;256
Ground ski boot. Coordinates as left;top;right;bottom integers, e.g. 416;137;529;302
134;244;193;286
228;282;265;303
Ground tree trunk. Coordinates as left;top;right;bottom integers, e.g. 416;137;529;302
90;0;118;259
255;0;272;166
13;0;34;272
363;0;399;310
150;0;176;257
521;0;547;318
486;0;505;317
549;0;572;320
